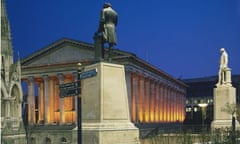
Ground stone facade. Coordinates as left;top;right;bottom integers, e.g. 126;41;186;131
1;0;26;143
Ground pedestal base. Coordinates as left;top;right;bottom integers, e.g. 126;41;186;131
211;85;240;130
83;123;139;144
81;62;140;144
211;120;240;130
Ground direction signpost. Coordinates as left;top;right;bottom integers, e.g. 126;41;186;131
79;68;97;80
59;67;97;144
59;81;80;98
59;68;97;97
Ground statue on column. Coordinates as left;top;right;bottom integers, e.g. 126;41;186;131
216;48;231;86
95;2;118;62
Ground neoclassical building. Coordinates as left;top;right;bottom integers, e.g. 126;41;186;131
21;37;186;143
1;0;26;143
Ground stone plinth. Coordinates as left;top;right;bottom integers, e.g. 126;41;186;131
211;85;240;130
82;62;139;144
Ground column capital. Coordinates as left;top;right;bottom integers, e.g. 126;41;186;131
43;75;49;81
28;76;34;82
72;72;78;81
57;73;64;82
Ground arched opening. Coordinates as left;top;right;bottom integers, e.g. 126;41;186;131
45;137;51;144
60;137;67;144
1;90;5;117
10;85;21;117
30;137;36;144
1;56;5;77
21;81;28;125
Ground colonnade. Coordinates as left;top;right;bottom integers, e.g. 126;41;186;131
25;70;185;125
26;73;78;125
130;72;185;124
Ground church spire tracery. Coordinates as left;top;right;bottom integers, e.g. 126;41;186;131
1;0;13;56
1;0;26;143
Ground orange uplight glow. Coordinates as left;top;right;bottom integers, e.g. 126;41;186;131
138;76;143;122
130;74;186;124
131;73;136;122
144;79;149;122
28;75;77;125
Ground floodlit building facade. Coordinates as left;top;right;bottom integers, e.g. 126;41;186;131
20;38;186;143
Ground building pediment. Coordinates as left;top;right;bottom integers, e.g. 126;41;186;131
21;38;94;67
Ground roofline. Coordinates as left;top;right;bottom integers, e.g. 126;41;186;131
20;37;187;88
113;54;187;87
21;38;93;65
182;74;240;83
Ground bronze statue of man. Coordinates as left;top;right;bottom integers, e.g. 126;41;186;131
95;2;118;61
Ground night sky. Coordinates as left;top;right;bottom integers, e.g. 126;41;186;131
6;0;240;79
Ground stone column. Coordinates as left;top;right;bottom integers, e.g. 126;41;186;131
169;87;173;122
57;73;64;125
163;86;168;122
178;93;182;122
173;90;177;122
125;70;132;121
137;73;143;123
149;79;154;122
134;73;139;124
49;78;55;124
167;88;171;122
130;72;136;123
158;83;163;122
175;91;179;122
155;81;159;122
143;76;149;123
5;100;10;118
170;88;174;122
37;81;44;124
28;76;35;124
43;75;49;124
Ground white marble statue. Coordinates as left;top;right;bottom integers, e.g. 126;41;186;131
216;48;230;86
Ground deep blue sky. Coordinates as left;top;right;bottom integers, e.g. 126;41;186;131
6;0;240;79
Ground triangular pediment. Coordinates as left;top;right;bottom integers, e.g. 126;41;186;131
21;38;95;66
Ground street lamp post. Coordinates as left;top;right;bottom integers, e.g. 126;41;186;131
77;63;82;144
198;102;208;129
